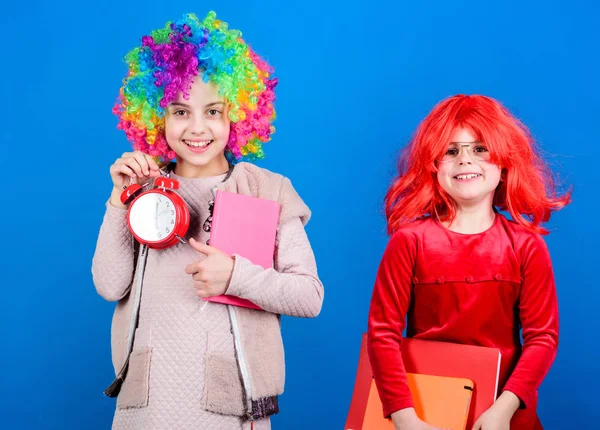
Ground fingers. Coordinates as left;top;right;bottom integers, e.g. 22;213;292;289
122;152;149;177
137;152;160;176
110;151;164;191
185;262;209;284
146;154;161;172
114;151;161;182
192;271;208;282
189;237;220;256
184;261;212;297
184;262;199;275
195;288;211;298
110;163;136;180
188;266;212;298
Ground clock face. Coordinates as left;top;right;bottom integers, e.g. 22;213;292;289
129;193;177;242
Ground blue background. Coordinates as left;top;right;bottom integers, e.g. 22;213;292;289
3;0;598;428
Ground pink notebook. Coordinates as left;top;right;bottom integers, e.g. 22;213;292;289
203;190;280;310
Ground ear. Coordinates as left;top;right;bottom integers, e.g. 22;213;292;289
500;167;508;182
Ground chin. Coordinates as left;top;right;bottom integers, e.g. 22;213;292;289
173;149;213;163
455;193;482;201
453;191;496;206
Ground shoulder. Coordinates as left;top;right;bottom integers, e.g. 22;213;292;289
389;217;435;242
234;162;286;184
496;214;550;261
232;162;311;225
497;214;546;246
386;217;434;252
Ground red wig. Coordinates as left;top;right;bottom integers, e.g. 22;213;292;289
385;95;571;235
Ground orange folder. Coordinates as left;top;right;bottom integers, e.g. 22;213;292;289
408;373;473;429
360;374;474;430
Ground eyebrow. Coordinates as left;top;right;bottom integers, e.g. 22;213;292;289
449;140;482;144
205;101;226;108
168;101;226;108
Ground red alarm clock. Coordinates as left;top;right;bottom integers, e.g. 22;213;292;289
121;176;190;249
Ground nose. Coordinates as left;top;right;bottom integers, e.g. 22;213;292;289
457;145;472;165
190;114;207;135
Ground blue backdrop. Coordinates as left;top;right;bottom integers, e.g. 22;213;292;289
3;0;598;428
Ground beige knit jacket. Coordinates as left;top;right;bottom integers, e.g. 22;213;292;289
92;162;324;419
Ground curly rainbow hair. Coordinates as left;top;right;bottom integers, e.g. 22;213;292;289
112;11;277;163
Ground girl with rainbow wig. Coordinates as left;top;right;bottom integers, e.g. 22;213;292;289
367;95;570;430
112;11;276;164
92;11;324;429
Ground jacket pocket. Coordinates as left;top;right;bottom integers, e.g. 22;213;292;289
203;333;245;416
117;346;152;410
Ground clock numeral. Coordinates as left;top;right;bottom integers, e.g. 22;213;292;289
170;210;175;215
165;227;170;233
158;232;162;238
171;220;175;224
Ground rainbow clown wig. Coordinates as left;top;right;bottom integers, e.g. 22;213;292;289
112;11;277;163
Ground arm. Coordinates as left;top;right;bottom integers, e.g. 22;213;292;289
91;189;136;302
92;151;162;301
225;216;324;317
502;234;559;407
473;234;558;429
367;231;417;418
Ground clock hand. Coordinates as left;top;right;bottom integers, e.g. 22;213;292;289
155;201;159;229
157;207;172;216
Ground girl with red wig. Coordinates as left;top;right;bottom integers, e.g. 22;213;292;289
367;94;570;430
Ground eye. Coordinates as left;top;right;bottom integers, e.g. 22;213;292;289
474;145;489;153
173;109;188;116
446;147;459;156
207;109;221;117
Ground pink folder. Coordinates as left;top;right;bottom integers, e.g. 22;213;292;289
203;190;280;310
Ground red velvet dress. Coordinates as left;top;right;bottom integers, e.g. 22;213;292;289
367;214;558;429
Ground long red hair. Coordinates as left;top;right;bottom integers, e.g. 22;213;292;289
385;94;571;235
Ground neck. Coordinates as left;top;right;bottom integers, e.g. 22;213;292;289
173;155;230;178
444;198;496;234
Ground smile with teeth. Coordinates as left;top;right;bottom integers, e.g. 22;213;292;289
183;139;212;148
454;173;482;180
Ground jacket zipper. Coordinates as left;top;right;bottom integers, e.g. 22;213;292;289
228;305;254;420
214;182;254;421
